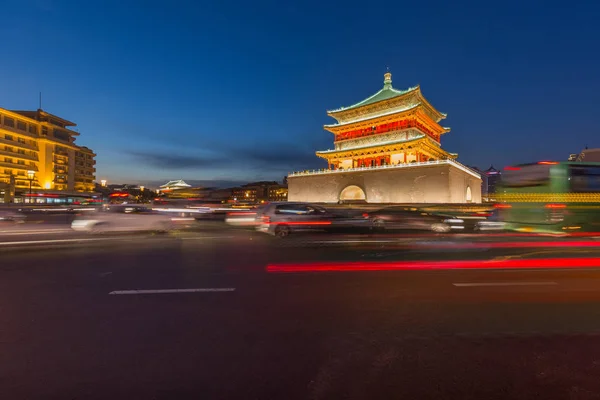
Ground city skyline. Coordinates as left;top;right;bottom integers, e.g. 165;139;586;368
1;0;599;184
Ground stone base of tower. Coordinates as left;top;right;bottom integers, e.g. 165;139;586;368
288;160;481;204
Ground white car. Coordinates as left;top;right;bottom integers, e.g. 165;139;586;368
71;205;174;233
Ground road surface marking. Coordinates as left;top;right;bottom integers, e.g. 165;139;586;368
109;288;236;295
0;228;72;234
180;236;235;240
0;231;73;236
0;237;122;246
452;281;558;287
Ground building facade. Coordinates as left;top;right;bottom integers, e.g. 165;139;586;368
231;181;288;203
0;108;96;194
288;72;481;203
569;148;600;162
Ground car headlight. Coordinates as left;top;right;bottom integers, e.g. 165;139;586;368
443;218;464;224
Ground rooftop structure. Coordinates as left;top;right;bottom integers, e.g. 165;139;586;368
159;180;192;190
314;72;454;170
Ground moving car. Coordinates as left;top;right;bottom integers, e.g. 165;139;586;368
255;202;369;237
0;209;26;224
474;209;506;231
71;205;174;233
368;207;465;233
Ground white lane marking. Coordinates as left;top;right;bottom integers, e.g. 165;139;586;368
0;237;123;246
310;240;402;244
180;236;235;240
453;281;558;287
109;288;236;295
0;230;73;236
0;228;72;234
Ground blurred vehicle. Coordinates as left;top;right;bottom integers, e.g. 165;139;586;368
255;202;369;237
499;161;600;233
0;209;26;224
474;209;506;231
368;207;464;233
225;210;258;226
71;205;174;233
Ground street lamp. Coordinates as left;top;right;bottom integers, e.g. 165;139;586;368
100;179;107;187
26;170;35;202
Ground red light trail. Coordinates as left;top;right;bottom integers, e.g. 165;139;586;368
266;257;600;273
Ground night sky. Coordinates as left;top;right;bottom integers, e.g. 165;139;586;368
1;0;599;186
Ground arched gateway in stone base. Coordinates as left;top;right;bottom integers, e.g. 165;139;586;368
287;71;482;203
339;185;366;201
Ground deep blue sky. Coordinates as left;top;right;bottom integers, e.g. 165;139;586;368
1;0;599;186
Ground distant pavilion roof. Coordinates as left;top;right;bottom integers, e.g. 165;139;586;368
327;72;419;114
160;180;192;189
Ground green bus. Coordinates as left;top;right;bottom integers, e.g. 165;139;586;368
497;161;600;234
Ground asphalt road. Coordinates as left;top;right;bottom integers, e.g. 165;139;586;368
4;226;600;399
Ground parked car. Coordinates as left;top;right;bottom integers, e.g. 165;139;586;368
255;202;369;237
71;205;174;233
368;207;465;233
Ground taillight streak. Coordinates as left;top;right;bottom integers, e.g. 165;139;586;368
267;257;600;273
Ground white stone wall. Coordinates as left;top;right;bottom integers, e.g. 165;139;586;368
288;164;482;204
448;167;482;203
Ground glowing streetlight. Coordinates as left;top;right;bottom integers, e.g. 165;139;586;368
100;179;107;187
26;170;35;199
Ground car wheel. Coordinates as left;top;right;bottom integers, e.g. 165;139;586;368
274;225;290;238
431;223;451;233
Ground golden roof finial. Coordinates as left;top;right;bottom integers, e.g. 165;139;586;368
383;68;392;88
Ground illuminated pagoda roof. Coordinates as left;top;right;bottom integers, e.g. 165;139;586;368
327;72;419;113
159;180;192;190
326;71;447;125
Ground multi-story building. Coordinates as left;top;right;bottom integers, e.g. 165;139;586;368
0;108;96;194
268;184;288;201
569;148;600;162
472;165;501;202
288;72;481;203
230;181;288;203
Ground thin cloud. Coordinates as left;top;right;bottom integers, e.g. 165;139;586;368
127;144;325;172
128;151;220;169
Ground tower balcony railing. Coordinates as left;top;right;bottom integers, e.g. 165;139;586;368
288;159;481;179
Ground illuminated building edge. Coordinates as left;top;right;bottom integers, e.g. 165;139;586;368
0;107;96;194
